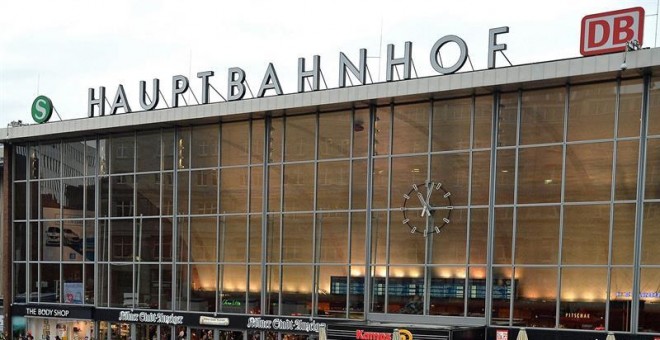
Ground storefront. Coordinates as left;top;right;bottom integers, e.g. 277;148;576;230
4;31;660;340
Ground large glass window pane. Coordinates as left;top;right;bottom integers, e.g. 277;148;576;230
389;212;426;265
111;175;134;217
137;219;160;264
565;142;613;202
111;220;134;262
191;169;218;215
62;140;86;178
135;263;158;309
190;264;216;312
100;176;109;217
467;267;486;317
568;82;616;141
370;266;386;313
350;213;367;265
609;267;633;332
40;263;60;303
14;182;26;221
429;266;464;316
190;217;217;262
471;151;490;206
374;106;391;156
222;121;249;166
281;265;313;316
30;145;40;179
469;209;488;265
110;134;134;174
518;146;562;204
220;265;245;313
432;98;470;151
63;264;83;304
136;173;161;217
41;180;61;218
219;168;245;214
432;208;467;264
251;120;265;164
285;114;316;162
647;77;660;136
393;103;429;154
562;205;610;265
163;129;175;171
316;213;348;263
177;217;189;262
84;220;95;262
220;216;247;263
474;95;493;149
162;173;174;216
84;263;94;304
370;212;387;265
268;165;281;212
351;160;368;210
268;118;283;163
250;166;263;213
136;131;161;172
110;264;133;308
249;216;262;263
613;204;635;265
520;87;565;145
14;223;27;261
85;139;97;177
177;128;190;170
42;221;60;261
29;263;38;303
85;177;95;217
159;264;172;309
192;125;218;169
175;264;189;310
319;111;351;159
282;163;314;212
62;220;84;262
282;214;313;263
493;208;513;264
390;156;428;210
616;141;639;201
14;145;28;181
317;161;349;210
497;93;518;147
371;159;389;209
266;215;281;263
98;263;109;307
177;171;189;215
98;220;110;262
516;206;560;265
266;265;281;315
618;79;643;137
642;202;660;264
40;142;61;179
317;266;349;317
638;267;660;332
559;267;607;330
353;108;370;157
645;139;660;200
514;267;557;328
431;153;469;206
248;265;262;314
496;149;515;205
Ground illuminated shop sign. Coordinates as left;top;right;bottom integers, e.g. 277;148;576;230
14;305;94;320
246;317;326;333
25;307;71;318
118;310;184;325
356;329;413;340
87;28;510;118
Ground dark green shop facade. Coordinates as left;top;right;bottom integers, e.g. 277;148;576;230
4;49;660;340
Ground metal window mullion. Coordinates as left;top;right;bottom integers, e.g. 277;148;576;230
385;103;394;313
171;128;179;312
158;130;164;310
346;107;355;319
364;103;376;319
132;132;138;307
278;116;286;315
218;122;223;313
508;90;522;325
464;95;476;316
631;74;651;333
425;99;433;316
555;84;570;328
261;117;270;316
312;111;320;316
605;78;622;330
485;92;499;326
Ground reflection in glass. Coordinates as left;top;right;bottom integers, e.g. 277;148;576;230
431;209;467;265
353;108;370;157
175;264;189;310
431;153;469;206
14;223;26;261
514;267;557;328
251;120;265;164
62;140;86;177
111;175;134;217
608;267;633;332
642;203;660;265
616;141;639;201
282;214;313;263
136;218;159;262
474;96;493;149
283;163;314;212
110;134;134;174
136;131;161;172
319;111;351;159
220;216;247;263
562;205;610;265
393;103;429;154
638;267;660;332
515;206;560;265
110;263;133;308
220;265;245;313
618;79;643;138
192;125;218;169
281;265;313;316
249;216;262;263
162;129;175;171
520;87;565;145
429;266;464;316
40;142;61;179
351;213;366;265
316;213;348;263
469;209;488;265
250;166;263;213
372;159;389;209
518;146;562;204
565;143;613;202
497;93;518;147
493;208;513;264
433;98;471;151
14;182;26;221
14;144;28;181
317;266;349;317
613;204;635;265
285;114;316;162
370;212;387;265
471;151;490;206
268;165;281;212
491;267;513;323
266;215;281;263
496;149;515;205
190;264;216;312
191;169;218;215
136;173;161;216
351;160;368;210
266;265;281;315
317;161;349;210
568;82;616;141
370;266;386;313
63;264;83;304
40;263;60;303
374;106;391;156
467;267;486;317
222;121;249;166
41;180;61;216
177;171;189;215
559;267;607;330
110;220;134;261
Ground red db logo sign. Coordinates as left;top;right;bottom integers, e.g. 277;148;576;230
580;7;645;56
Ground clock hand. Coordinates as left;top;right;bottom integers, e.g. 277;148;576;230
416;192;431;217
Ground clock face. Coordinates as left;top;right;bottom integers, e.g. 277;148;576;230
400;181;453;236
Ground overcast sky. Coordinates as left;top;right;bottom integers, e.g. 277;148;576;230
1;0;658;126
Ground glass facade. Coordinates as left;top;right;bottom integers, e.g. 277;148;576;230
9;75;660;337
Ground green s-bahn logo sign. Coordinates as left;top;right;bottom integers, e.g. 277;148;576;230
31;95;53;124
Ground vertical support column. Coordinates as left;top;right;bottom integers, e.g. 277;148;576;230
363;102;376;318
485;93;499;326
2;144;13;338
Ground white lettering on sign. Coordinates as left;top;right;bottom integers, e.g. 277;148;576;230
246;317;326;333
25;308;71;318
118;311;183;325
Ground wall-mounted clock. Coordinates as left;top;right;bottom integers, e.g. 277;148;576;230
401;181;453;236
